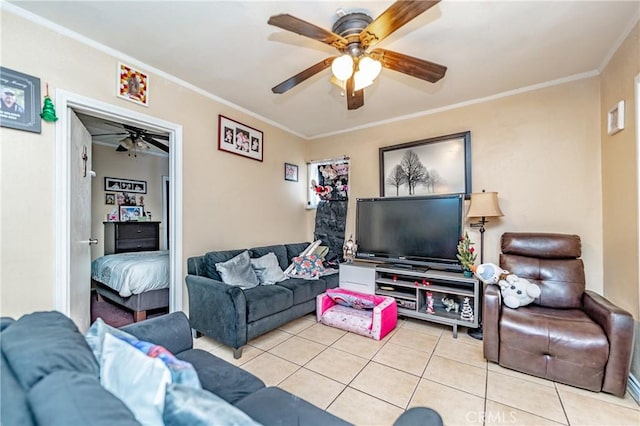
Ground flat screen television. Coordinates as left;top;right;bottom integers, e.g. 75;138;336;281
355;194;463;271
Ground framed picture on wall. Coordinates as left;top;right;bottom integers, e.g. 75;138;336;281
218;115;263;162
0;66;41;133
104;177;147;194
284;163;298;182
379;131;472;198
117;62;149;107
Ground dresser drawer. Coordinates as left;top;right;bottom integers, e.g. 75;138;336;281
116;223;159;240
116;238;159;252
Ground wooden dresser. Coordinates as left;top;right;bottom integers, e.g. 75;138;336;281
103;221;160;254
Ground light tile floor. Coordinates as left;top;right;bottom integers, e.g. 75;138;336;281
194;315;640;426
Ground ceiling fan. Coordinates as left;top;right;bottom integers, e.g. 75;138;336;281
94;123;169;156
268;0;447;110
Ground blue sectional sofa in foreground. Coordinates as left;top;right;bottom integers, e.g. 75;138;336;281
0;311;443;426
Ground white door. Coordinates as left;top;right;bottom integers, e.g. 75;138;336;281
69;109;93;332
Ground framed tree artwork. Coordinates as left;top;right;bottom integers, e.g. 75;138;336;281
379;131;471;198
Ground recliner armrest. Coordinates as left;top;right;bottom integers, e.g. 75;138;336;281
583;290;634;396
483;283;501;363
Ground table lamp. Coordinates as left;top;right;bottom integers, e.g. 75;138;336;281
466;189;504;340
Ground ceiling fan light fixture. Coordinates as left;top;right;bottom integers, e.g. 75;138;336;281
353;71;374;91
358;56;382;81
119;136;135;151
331;54;354;81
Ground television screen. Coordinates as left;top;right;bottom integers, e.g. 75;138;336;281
355;194;463;270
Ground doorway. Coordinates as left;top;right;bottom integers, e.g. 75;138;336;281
54;90;183;329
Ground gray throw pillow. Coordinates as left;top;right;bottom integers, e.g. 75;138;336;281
250;252;287;285
215;250;259;289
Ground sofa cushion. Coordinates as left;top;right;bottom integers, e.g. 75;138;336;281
28;371;139;426
322;272;340;290
177;348;265;404
288;254;326;279
216;250;260;289
1;351;35;426
1;311;99;390
276;278;326;305
204;249;245;281
234;387;350;426
100;333;171;425
164;383;261;426
250;244;289;271
244;285;294;322
285;242;311;263
250;252;287;285
326;288;377;310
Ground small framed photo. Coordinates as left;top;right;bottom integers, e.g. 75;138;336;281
0;66;41;133
218;115;263;162
105;193;116;205
117;62;149;107
284;163;299;182
607;100;625;136
120;205;144;222
104;177;147;194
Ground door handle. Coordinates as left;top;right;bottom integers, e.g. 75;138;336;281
88;238;98;245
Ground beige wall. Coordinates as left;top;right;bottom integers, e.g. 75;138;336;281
600;23;640;380
90;144;169;259
306;77;604;292
0;11;309;318
600;22;640;318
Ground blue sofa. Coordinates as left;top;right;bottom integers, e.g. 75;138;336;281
186;242;339;358
0;311;443;426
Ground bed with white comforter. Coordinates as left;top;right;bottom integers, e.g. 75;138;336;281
91;250;170;297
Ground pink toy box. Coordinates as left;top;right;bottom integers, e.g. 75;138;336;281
316;288;397;340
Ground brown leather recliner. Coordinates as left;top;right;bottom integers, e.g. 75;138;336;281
483;232;634;397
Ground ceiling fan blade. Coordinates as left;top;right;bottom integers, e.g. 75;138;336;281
272;57;334;94
346;76;364;110
116;145;128;152
371;48;447;83
142;135;169;153
360;0;440;50
92;132;127;137
268;14;347;49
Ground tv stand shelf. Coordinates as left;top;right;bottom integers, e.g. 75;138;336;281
375;266;479;338
338;262;480;338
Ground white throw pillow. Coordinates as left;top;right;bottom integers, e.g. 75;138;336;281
250;252;287;285
215;250;259;289
100;333;170;426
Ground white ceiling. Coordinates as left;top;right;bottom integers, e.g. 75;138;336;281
7;1;639;139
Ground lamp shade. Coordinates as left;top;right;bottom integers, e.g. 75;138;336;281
466;191;504;218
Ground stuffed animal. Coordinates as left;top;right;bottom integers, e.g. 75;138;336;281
498;274;541;309
473;263;541;309
441;296;459;313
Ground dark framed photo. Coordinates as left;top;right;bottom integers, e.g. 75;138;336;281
380;131;471;198
104;177;147;194
218;115;263;162
284;163;299;182
0;67;41;133
105;193;116;205
119;205;144;222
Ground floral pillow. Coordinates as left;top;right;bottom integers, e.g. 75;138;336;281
288;254;325;279
326;288;376;310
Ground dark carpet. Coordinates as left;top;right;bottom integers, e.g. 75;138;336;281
90;293;134;327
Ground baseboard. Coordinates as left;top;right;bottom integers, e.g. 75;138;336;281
628;373;640;403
